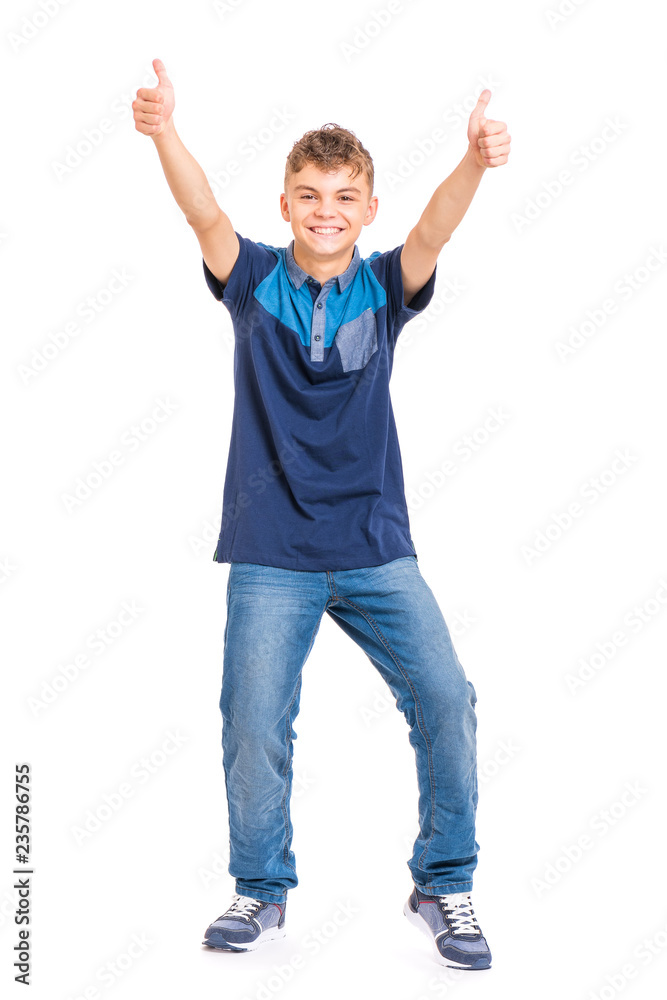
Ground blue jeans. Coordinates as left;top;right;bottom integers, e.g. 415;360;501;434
220;555;480;905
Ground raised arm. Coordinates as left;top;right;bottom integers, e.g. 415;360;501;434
400;89;511;307
132;58;239;285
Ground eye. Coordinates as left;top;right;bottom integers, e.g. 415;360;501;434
300;194;315;200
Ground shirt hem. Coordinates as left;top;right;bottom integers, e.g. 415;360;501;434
213;541;418;572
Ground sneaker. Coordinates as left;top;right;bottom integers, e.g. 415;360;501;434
404;886;492;970
202;893;287;951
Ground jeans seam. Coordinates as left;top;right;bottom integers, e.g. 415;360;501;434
332;594;437;871
281;683;299;875
279;599;330;875
327;569;338;600
222;570;233;873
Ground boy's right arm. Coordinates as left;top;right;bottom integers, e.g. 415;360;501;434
133;58;239;286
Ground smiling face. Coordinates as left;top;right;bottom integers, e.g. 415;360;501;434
280;161;378;272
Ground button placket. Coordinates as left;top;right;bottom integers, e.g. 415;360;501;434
310;280;335;361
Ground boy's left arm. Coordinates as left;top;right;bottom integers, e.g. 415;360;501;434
400;89;511;306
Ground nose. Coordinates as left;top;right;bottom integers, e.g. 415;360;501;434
314;198;336;218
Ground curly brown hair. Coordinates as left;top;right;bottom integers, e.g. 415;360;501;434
284;123;374;196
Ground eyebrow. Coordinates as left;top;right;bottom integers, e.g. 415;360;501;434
292;184;362;194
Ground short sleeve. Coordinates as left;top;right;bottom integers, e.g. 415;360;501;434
202;232;279;320
369;244;437;343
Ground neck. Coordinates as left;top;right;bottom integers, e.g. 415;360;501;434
292;241;354;284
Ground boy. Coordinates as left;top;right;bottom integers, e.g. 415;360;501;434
133;58;510;971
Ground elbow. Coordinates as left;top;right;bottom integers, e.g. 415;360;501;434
187;205;222;234
428;228;452;250
414;222;451;254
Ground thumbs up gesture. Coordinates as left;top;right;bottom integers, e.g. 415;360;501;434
467;89;511;168
132;58;175;137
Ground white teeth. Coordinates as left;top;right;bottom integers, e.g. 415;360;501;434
311;228;341;234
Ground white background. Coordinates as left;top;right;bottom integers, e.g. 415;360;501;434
2;0;667;998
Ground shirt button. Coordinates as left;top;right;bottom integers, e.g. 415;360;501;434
316;302;323;309
314;335;321;341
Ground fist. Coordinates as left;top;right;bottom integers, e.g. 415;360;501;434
132;58;175;137
467;89;511;168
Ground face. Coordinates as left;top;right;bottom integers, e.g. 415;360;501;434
280;162;378;262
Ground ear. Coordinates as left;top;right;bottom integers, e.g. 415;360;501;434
279;192;290;221
363;194;379;226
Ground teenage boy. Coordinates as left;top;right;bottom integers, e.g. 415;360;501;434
133;58;510;971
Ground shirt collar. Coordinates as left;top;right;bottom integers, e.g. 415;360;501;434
286;240;360;292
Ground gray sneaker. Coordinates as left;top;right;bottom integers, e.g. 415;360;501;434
404;886;492;970
203;893;286;951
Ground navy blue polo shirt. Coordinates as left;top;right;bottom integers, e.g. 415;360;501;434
203;232;437;571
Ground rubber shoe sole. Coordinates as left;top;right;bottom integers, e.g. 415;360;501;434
202;925;287;952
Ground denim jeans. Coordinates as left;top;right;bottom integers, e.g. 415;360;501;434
219;555;480;905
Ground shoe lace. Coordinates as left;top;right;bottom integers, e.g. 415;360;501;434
438;892;481;936
227;894;263;921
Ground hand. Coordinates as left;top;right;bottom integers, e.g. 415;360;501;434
132;58;175;138
467;89;511;168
